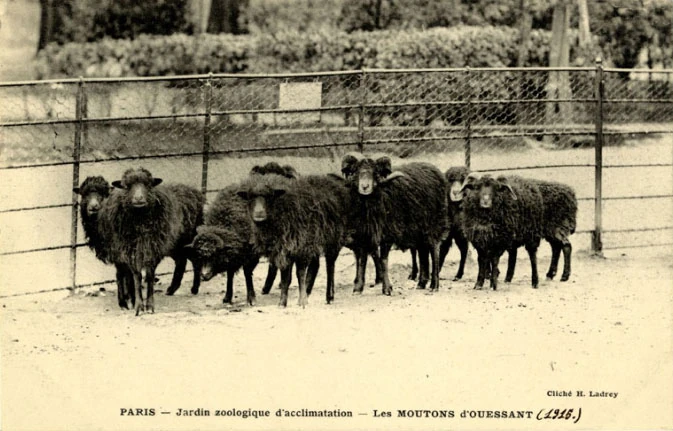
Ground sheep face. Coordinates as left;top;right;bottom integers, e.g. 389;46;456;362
445;167;470;202
341;155;405;196
111;168;163;209
74;176;110;217
237;176;288;224
462;176;517;210
187;227;237;281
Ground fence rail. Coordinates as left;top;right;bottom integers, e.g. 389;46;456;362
1;62;672;297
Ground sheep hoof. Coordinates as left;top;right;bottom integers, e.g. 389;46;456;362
382;287;392;296
560;275;570;282
353;289;363;295
473;284;484;290
261;287;271;295
191;287;199;295
408;273;418;281
452;276;462;282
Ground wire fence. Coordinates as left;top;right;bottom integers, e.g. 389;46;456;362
1;61;672;297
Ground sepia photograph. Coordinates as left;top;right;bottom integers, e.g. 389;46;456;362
1;0;672;430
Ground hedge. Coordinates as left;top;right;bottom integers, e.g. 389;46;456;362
36;26;563;79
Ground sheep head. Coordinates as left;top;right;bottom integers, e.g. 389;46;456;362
237;174;290;224
461;175;517;209
445;166;471;202
341;154;405;196
74;176;111;216
186;225;246;281
111;167;163;209
250;162;299;179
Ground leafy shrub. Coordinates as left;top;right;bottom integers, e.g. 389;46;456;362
37;26;560;79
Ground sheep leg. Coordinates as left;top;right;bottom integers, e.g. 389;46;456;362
408;248;419;280
243;257;258;306
325;250;338;304
306;257;320;296
526;244;540;288
474;252;487;290
546;240;561;280
560;241;572;282
489;255;501;291
371;252;383;287
429;242;441;291
379;244;393;296
190;257;202;295
278;265;292;307
454;235;468;281
416;245;430;290
166;256;187;296
115;264;129;309
223;268;235;304
438;236;452;275
262;264;278;295
505;247;518;283
353;247;367;294
296;259;309;308
124;267;135;307
133;270;144;316
146;266;156;314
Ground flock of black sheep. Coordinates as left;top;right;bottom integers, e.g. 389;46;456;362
74;153;577;316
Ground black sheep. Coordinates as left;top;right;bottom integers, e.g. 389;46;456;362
98;168;205;315
185;183;260;306
74;176;133;309
248;161;316;294
341;154;449;294
460;175;544;290
236;173;349;307
439;166;471;280
501;178;577;283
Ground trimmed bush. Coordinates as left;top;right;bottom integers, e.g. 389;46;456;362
36;26;557;78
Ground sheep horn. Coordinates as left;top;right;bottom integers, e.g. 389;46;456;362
381;171;405;183
459;172;480;192
496;177;517;201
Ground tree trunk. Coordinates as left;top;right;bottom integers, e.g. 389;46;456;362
576;0;591;50
546;1;573;130
37;0;54;51
515;0;533;125
207;0;244;34
189;0;212;34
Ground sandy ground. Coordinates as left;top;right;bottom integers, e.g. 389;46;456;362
1;245;672;431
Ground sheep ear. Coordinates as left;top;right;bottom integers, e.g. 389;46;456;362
72;187;81;194
236;190;249;200
111;180;124;189
381;171;405;183
250;165;263;175
375;156;392;178
152;178;163;187
341;153;360;177
282;165;298;179
497;179;517;200
460;174;478;192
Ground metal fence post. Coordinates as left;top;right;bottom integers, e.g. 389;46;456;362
201;73;213;194
70;77;85;290
358;69;366;153
593;58;604;254
464;67;472;169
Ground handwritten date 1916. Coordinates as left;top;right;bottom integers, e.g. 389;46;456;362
536;408;582;424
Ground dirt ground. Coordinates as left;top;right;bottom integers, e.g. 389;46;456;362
1;245;672;431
